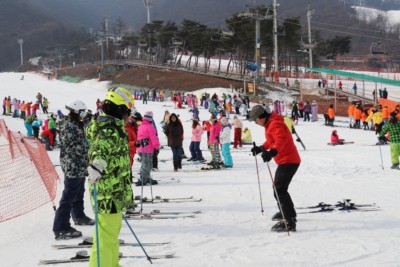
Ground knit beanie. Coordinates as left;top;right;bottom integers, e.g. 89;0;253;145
144;111;153;121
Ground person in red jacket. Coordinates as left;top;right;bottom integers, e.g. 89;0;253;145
249;105;301;232
125;117;137;167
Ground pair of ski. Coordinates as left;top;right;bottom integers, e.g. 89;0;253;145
42;238;175;264
298;201;379;214
125;209;201;220
40;250;175;265
200;165;227;171
135;195;203;204
327;141;354;146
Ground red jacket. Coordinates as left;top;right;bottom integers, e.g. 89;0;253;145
125;122;137;167
262;112;301;165
203;121;211;132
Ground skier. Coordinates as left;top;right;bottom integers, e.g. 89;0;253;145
188;117;205;161
303;101;311;122
53;100;93;240
378;112;400;169
249;105;300;232
164;113;184;171
24;114;36;137
242;127;253;144
135;111;160;185
208;114;223;168
32;119;42;139
311;100;318;122
220;117;233;168
331;130;345;145
86;88;135;267
232;115;243;148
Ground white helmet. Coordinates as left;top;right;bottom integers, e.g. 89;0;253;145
66;100;87;114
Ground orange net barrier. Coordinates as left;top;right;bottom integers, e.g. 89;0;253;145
0;119;59;222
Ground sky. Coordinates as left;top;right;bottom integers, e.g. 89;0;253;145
1;72;400;266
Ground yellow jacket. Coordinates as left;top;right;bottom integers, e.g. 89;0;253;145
242;128;252;143
366;111;383;125
283;116;295;133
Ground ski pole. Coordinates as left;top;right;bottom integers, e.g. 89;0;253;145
122;215;153;264
148;145;154;202
252;142;264;215
93;184;101;267
265;162;290;236
378;139;384;170
294;131;306;150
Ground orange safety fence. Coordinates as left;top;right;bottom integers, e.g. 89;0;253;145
0;119;59;223
379;98;400;113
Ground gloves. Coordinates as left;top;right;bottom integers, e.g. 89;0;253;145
251;145;264;156
261;149;278;162
296;138;301;142
89;159;107;184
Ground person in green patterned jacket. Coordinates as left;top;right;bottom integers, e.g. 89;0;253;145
87;87;135;267
379;111;400;169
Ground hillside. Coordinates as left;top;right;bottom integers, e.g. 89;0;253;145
59;64;351;116
0;0;83;71
2;0;399;70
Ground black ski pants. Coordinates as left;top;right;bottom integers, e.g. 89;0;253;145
53;177;86;232
273;163;300;220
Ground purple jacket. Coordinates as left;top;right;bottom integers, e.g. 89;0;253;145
137;120;160;153
209;122;222;145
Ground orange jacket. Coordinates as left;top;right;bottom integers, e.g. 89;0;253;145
361;112;368;122
382;107;390;119
347;105;355;116
353;108;362;120
328;108;335;119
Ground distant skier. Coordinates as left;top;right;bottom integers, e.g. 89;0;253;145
330;130;345;145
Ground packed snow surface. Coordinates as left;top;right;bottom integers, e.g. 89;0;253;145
1;72;400;267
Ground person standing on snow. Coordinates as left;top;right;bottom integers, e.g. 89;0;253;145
164;113;184;171
135;111;160;186
208;114;222;168
86;88;135;267
53;100;94;240
249;105;300;232
242;127;253;144
220;117;233;168
188;118;205;162
232;115;243;148
378;112;400;169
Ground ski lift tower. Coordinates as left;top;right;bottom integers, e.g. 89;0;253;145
17;39;23;65
143;0;152;24
307;8;315;68
238;8;269;86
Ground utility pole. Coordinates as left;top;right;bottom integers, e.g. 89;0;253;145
273;0;279;75
238;8;268;93
255;11;261;84
307;8;315;68
104;16;109;61
143;0;152;24
17;39;23;65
